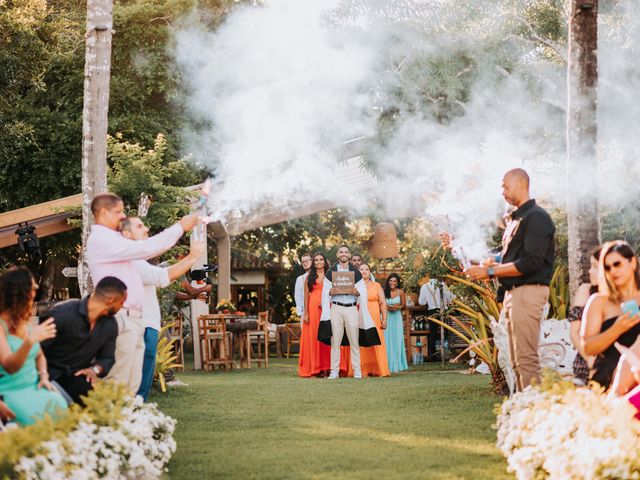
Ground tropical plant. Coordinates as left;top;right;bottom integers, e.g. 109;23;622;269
155;322;182;393
428;274;505;392
548;264;569;319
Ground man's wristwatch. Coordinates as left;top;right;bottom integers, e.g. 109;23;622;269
91;365;102;376
487;266;496;279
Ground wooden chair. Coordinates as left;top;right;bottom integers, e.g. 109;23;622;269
245;311;269;368
285;323;301;358
199;314;233;372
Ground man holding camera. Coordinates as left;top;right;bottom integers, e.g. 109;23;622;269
120;216;205;400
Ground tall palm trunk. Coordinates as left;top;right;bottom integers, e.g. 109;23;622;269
567;0;600;299
79;0;113;295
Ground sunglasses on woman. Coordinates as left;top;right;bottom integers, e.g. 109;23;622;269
604;260;625;272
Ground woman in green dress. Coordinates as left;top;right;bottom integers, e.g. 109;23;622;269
384;273;408;373
0;266;66;426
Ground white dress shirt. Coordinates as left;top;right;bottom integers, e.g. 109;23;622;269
135;260;171;330
294;272;308;316
418;279;455;309
87;223;183;309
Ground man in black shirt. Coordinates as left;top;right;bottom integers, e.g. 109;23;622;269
465;168;555;390
42;277;127;403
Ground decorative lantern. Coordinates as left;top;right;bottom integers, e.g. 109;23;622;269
371;222;399;259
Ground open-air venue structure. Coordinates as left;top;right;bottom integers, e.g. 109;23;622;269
0;139;379;368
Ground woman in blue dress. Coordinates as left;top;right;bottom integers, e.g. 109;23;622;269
0;266;67;426
384;273;408;373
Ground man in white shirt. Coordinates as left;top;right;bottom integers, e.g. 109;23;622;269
418;277;455;310
294;253;313;322
418;276;455;360
120;216;205;400
87;193;198;394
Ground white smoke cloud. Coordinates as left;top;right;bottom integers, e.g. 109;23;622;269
173;0;640;257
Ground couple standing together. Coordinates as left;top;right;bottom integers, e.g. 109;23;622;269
297;245;385;379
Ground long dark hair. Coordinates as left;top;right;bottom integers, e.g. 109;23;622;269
590;246;602;295
307;252;331;291
0;266;36;332
384;273;402;299
599;241;640;303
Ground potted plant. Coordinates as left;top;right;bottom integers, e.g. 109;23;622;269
215;298;236;314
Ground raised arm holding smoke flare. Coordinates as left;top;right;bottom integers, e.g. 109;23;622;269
439;169;555;391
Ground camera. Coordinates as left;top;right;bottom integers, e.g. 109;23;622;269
189;264;219;284
15;223;41;262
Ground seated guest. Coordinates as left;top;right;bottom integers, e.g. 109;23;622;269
42;277;127;404
0;266;66;426
567;247;600;385
582;241;640;389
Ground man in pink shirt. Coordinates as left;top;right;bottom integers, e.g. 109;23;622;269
87;193;198;394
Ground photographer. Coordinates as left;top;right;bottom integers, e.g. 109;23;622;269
120;216;206;400
177;265;215;303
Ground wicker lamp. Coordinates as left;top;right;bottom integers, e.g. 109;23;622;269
371;222;399;259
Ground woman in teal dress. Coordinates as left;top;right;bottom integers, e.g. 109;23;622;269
0;266;66;426
384;273;408;373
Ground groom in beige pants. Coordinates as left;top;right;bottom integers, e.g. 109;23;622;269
327;245;362;379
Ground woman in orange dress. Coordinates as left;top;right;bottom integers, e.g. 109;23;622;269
357;263;390;377
298;253;332;377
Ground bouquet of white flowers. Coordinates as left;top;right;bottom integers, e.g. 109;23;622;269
496;375;640;480
2;383;177;480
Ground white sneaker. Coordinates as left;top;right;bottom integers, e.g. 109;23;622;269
166;378;189;387
353;372;362;379
327;372;339;380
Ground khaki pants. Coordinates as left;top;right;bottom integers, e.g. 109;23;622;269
504;285;549;391
105;309;146;395
330;304;361;376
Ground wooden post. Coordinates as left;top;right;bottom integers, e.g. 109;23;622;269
567;0;600;298
79;0;113;295
190;229;209;370
217;234;232;302
439;288;446;366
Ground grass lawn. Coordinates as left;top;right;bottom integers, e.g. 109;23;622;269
152;358;510;480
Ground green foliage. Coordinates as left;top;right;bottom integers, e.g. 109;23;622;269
401;243;459;294
155;322;182;393
548;264;569;319
0;381;129;478
107;133;201;230
429;273;505;392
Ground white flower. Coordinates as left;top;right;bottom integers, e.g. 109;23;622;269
496;383;640;480
15;395;177;480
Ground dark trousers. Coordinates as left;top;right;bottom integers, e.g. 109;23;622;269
54;374;93;404
425;309;441;360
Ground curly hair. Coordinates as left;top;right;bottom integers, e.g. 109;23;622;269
0;266;36;332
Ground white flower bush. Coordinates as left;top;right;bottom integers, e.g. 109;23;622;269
496;378;640;480
13;393;176;480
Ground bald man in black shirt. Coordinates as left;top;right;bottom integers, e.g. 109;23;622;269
464;168;555;391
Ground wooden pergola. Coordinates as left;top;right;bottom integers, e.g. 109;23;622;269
0;147;376;367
